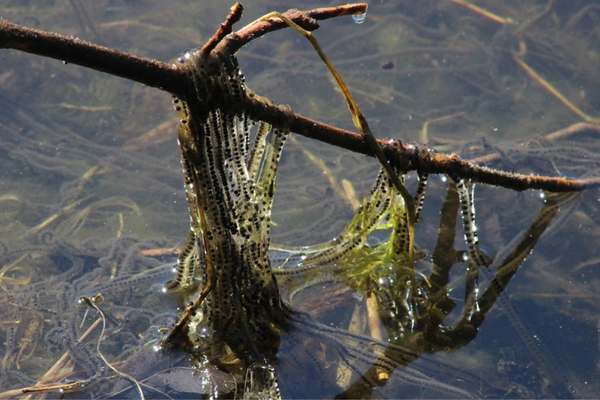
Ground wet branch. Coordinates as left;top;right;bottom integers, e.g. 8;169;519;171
1;3;599;192
213;3;368;55
0;17;187;94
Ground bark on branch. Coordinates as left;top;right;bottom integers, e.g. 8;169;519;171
1;3;599;192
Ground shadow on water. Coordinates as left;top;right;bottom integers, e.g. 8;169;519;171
1;1;600;399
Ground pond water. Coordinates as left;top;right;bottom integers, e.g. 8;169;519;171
1;0;599;398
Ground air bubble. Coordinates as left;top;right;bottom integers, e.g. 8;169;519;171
352;11;367;24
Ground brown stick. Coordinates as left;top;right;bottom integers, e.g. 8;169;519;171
0;318;103;400
1;4;599;192
0;19;187;94
541;122;600;142
214;3;368;55
469;122;600;165
199;2;244;57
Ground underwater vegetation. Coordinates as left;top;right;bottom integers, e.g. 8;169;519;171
1;1;600;399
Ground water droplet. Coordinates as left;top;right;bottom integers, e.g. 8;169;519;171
538;191;546;200
199;326;211;338
152;344;161;352
352;11;367;24
440;175;448;183
462;252;469;262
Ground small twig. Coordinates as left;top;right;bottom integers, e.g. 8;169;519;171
514;41;600;124
7;317;102;400
139;246;179;257
215;3;368;55
449;0;515;25
541;121;600;142
0;381;88;399
80;295;146;400
414;148;600;191
199;2;244;57
468;121;600;165
36;321;99;382
419;112;465;145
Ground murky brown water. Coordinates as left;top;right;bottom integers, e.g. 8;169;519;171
1;1;599;398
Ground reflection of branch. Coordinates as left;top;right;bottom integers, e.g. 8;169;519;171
440;191;578;348
1;5;599;192
429;182;460;292
332;180;579;396
476;192;576;317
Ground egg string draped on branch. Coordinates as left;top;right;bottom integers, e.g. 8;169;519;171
1;2;599;192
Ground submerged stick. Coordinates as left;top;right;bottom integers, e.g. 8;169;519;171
0;318;103;400
80;295;146;400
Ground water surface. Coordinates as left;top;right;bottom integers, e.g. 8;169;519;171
1;1;599;398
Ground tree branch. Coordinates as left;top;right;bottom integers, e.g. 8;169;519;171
1;4;599;193
214;3;368;55
0;18;187;94
199;2;244;57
